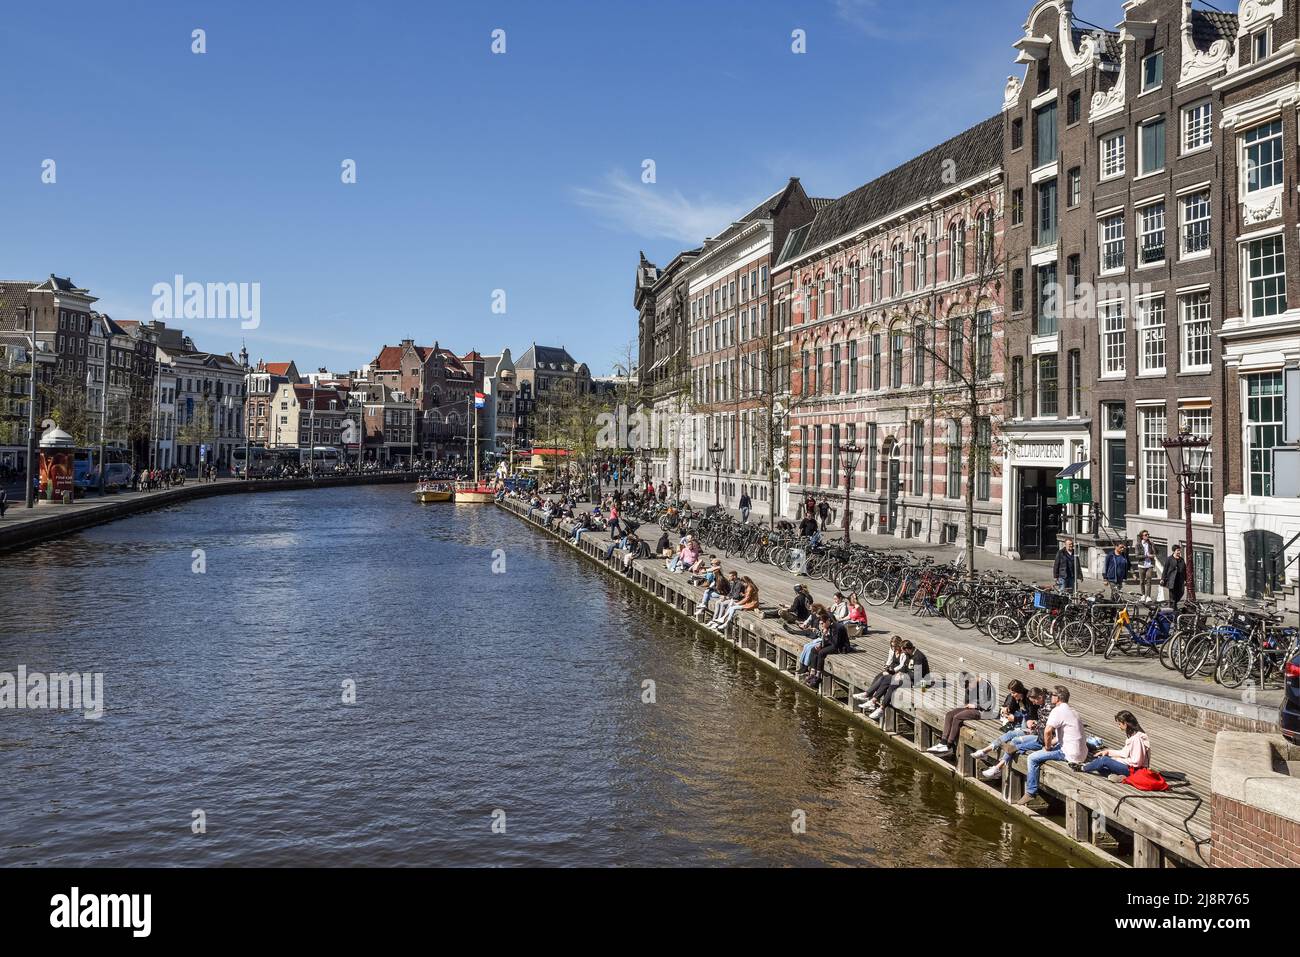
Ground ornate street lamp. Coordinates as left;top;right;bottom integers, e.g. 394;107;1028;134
1162;427;1211;602
708;443;724;511
839;443;863;544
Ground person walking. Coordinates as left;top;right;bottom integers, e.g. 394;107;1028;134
1135;530;1157;598
1103;542;1129;598
0;487;8;520
739;488;751;524
1053;537;1077;593
817;497;830;531
1161;545;1187;611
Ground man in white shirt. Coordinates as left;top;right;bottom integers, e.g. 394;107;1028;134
1016;685;1088;804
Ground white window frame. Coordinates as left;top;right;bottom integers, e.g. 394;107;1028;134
1100;131;1126;181
1141;50;1164;94
1136;295;1166;376
1140;405;1168;515
1242;119;1284;197
1138;116;1166;177
1178;291;1212;373
1100;300;1126;377
1181;405;1214;518
1179;189;1211;259
1138;200;1166;267
1243;234;1288;320
1181;99;1212;154
1100;213;1126;274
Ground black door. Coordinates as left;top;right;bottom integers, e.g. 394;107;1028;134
886;459;900;533
1018;468;1062;560
1244;529;1285;599
1107;439;1127;529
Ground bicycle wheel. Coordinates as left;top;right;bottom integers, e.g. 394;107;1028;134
1179;632;1213;679
1216;642;1254;689
862;578;890;606
1025;613;1051;648
945;595;978;630
1103;624;1127;660
988;613;1023;645
1058;621;1095;658
1159;630;1185;672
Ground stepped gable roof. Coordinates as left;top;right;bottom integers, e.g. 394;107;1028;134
798;115;1002;255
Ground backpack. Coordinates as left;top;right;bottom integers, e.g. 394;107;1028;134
1124;768;1169;792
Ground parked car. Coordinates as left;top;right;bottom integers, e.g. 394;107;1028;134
1282;646;1300;744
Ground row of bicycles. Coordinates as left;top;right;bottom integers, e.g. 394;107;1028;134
633;509;1299;694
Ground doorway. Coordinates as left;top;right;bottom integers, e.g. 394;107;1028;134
1106;438;1127;529
886;442;901;533
1017;468;1062;559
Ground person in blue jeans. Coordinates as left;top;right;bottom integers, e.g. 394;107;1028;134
1017;686;1089;804
972;687;1046;781
1081;711;1150;781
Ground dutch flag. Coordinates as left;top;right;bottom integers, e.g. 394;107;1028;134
474;392;486;409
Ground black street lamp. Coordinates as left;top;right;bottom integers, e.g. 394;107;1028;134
839;443;863;544
1162;428;1211;602
708;443;724;511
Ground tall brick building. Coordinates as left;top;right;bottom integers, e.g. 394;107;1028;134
778;117;1006;549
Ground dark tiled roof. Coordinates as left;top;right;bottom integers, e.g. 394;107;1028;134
0;281;34;327
810;197;835;210
1192;9;1238;51
1071;27;1121;62
516;344;582;371
798;115;1002;254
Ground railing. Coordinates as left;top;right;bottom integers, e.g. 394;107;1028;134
1266;529;1300;599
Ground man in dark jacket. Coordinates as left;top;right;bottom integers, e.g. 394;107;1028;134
1161;545;1188;610
1103;543;1129;596
1053;537;1077;593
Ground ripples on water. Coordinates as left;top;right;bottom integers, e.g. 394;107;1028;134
0;486;1078;866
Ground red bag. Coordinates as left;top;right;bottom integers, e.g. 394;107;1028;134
1125;768;1169;791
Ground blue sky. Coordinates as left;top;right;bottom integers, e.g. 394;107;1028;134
0;0;1128;375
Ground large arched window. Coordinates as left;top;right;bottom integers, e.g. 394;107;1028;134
892;243;905;296
890;323;905;389
871;249;884;302
913;233;928;288
949;219;966;281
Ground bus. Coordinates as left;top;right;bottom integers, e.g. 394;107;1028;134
304;446;342;471
73;447;133;490
232;446;270;478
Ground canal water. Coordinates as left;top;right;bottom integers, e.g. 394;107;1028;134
0;486;1077;866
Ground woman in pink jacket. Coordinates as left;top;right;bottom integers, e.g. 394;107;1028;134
1081;710;1150;781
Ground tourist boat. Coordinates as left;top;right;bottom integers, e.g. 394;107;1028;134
451;391;496;504
412;481;453;503
452;481;495;504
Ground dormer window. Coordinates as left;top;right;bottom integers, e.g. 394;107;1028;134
1141;51;1163;93
1252;28;1271;63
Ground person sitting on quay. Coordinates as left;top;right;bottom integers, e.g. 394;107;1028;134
667;534;701;573
926;672;996;758
794;605;831;674
973;684;1046;781
845;593;868;633
710;576;758;631
654;530;672;559
620;532;649;575
1103;542;1129;599
852;636;907;715
830;592;850;621
863;640;928;722
604;529;630;562
1081;710;1150;783
695;568;736;621
1016;685;1089;806
779;584;814;631
689;555;720;588
804;616;854;689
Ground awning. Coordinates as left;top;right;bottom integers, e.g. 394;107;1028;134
1056;461;1088;478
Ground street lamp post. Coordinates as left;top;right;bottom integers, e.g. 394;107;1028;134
1162;427;1211;602
23;305;36;508
839;443;863;544
708;443;724;511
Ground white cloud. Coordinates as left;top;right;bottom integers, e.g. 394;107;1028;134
832;0;890;39
572;170;748;245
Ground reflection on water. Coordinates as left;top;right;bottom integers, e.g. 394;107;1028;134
0;486;1078;866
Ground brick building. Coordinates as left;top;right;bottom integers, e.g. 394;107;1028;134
684;178;818;517
779;117;1006;548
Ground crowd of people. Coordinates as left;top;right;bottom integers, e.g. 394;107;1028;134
519;478;1166;806
1054;534;1189;609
